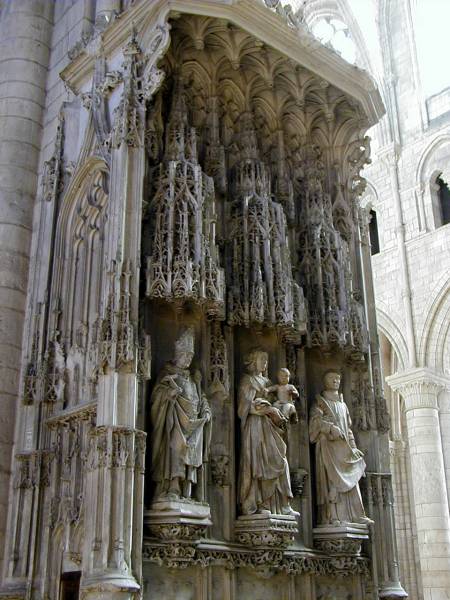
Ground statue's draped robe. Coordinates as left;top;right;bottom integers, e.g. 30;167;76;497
238;373;293;515
151;363;211;492
309;393;366;524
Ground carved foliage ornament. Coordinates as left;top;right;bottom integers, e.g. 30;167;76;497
142;541;370;577
98;260;139;372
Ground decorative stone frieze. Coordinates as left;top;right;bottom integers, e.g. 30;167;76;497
142;540;370;578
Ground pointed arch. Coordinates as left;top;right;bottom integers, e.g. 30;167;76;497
419;273;450;371
376;305;408;371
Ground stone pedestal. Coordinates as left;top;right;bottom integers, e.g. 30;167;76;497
144;500;212;541
235;513;299;548
80;574;140;600
313;523;369;555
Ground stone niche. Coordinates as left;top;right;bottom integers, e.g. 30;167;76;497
139;8;396;600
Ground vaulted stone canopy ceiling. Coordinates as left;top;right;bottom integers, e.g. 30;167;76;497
61;0;384;134
163;13;370;169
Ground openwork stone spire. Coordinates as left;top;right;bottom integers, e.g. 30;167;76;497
297;144;351;347
227;113;306;341
146;79;225;318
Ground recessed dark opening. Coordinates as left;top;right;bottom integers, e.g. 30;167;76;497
437;176;450;226
60;571;81;600
369;209;380;255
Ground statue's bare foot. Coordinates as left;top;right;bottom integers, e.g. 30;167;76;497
357;516;374;525
331;519;341;526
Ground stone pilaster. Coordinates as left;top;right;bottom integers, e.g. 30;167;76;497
81;427;146;599
80;26;169;599
387;368;450;599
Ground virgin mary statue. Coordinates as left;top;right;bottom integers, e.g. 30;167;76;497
238;349;295;516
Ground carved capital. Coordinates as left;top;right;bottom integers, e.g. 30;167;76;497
387;368;450;412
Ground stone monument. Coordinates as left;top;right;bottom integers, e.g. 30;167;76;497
0;2;406;599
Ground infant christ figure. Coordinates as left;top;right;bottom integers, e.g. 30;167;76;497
267;368;299;424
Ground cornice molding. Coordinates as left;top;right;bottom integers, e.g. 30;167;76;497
60;0;384;126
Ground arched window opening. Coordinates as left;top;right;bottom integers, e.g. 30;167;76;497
369;209;380;255
437;175;450;226
311;17;357;64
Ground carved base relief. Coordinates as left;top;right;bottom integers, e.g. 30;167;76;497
313;524;369;556
235;514;299;549
144;500;212;541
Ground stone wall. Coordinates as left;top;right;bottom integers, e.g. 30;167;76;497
350;2;450;599
0;0;54;573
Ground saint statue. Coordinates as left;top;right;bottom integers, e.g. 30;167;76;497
238;349;296;516
309;370;373;526
150;327;211;501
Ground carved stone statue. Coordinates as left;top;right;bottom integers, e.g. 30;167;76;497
267;368;299;424
238;349;296;516
309;370;373;526
150;327;211;501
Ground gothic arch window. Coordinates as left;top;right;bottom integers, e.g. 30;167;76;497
59;168;109;348
303;1;379;74
369;209;380;255
311;17;357;64
50;161;109;408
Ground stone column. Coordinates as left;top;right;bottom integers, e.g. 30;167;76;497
438;386;450;513
0;0;53;578
80;25;169;599
387;368;450;600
